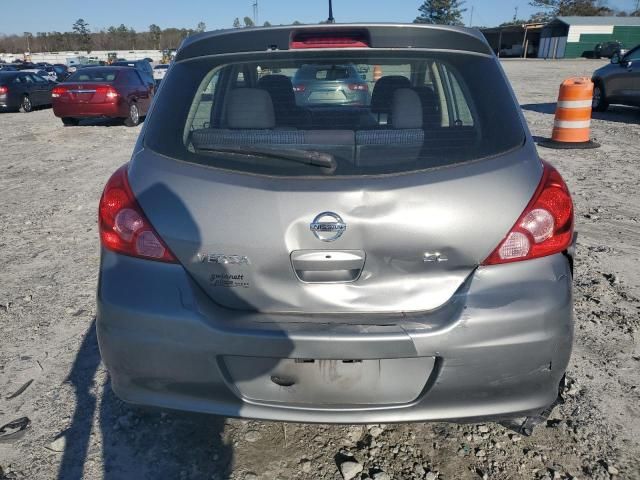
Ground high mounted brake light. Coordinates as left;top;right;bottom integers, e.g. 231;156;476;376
290;30;370;49
482;161;574;265
99;165;177;263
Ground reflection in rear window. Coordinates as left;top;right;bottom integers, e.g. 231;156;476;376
295;65;354;81
145;52;525;177
67;68;118;82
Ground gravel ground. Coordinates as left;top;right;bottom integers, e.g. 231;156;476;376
0;59;639;480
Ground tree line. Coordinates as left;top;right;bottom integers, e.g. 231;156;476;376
0;16;305;54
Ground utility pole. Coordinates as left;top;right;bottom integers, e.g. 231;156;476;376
514;6;519;22
327;0;335;23
252;0;258;26
469;5;474;27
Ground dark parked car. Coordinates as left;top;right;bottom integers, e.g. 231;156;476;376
52;66;153;126
111;59;155;90
592;45;640;111
594;41;623;59
97;24;575;425
0;71;54;112
47;65;70;82
292;63;370;106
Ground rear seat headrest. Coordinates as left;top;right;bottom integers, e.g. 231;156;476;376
392;89;423;129
227;88;275;129
370;76;412;113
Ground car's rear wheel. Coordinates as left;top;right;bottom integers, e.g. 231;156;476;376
20;95;33;113
61;117;79;126
592;83;609;112
124;103;140;127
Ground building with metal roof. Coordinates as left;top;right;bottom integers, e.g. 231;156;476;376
539;16;640;58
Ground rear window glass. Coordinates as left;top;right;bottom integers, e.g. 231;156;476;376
67;69;118;82
145;52;525;177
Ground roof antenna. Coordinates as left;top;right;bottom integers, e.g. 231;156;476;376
327;0;335;23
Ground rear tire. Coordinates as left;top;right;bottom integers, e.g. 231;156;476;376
19;95;33;113
592;83;609;112
124;103;140;127
61;117;79;126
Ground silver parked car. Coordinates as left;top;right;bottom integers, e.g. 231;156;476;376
292;63;370;106
97;24;575;426
592;44;640;111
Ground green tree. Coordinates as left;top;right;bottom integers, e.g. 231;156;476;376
529;0;613;17
292;20;303;25
196;21;206;33
414;0;467;25
263;21;272;27
233;17;241;28
149;24;162;49
243;16;255;27
72;18;92;52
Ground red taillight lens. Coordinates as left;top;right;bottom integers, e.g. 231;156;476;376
96;85;119;99
293;84;306;92
290;30;370;49
0;86;8;95
348;83;369;92
99;165;177;263
51;86;66;98
482;161;574;265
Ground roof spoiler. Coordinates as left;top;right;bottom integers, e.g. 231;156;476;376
175;24;493;61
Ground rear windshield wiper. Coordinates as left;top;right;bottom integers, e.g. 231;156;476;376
193;145;336;171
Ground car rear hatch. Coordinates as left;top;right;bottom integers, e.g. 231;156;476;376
131;24;539;316
129;147;540;314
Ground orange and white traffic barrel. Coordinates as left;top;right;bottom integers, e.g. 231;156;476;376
539;77;599;149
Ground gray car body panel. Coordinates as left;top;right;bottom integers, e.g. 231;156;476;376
128;143;541;314
97;250;572;423
97;23;573;422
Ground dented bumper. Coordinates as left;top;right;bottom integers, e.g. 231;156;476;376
97;250;573;423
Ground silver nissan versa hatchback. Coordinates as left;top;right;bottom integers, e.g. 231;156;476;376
97;24;575;426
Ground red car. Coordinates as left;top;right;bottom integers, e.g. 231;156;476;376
52;66;153;127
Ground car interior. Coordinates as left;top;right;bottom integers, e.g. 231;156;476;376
184;58;485;174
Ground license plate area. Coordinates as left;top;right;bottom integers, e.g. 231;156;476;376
221;356;435;406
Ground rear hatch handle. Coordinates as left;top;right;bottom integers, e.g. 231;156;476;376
291;250;365;283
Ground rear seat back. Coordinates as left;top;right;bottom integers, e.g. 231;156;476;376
356;88;425;167
190;87;443;171
191;88;355;162
370;75;412;124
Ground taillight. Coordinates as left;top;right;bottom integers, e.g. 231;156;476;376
99;165;177;263
348;83;368;92
0;86;7;95
96;85;119;99
290;30;370;49
293;84;306;92
482;161;573;265
51;86;66;98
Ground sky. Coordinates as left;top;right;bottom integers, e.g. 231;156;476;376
0;0;637;34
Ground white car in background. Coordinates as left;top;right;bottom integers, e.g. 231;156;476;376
153;64;169;82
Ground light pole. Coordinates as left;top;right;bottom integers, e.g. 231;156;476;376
328;0;335;23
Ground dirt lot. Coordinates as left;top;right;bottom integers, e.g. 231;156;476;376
0;59;639;480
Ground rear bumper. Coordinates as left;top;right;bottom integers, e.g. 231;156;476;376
53;100;127;118
97;251;573;423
